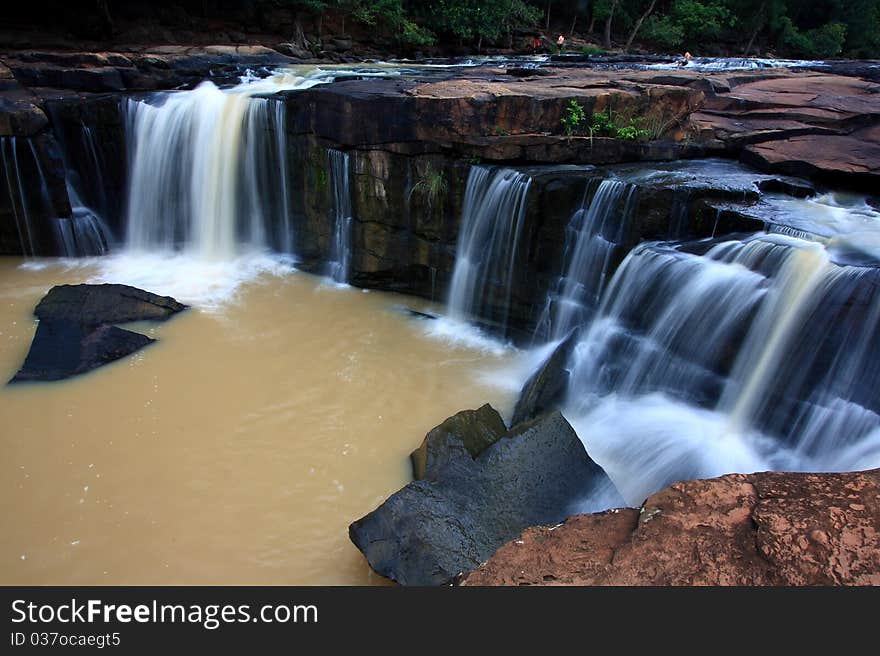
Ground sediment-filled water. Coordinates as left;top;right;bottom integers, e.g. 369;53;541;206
0;257;518;584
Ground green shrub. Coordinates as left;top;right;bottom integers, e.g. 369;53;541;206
562;102;650;141
399;20;436;48
562;100;587;136
579;45;607;56
641;0;731;51
409;164;448;211
641;14;685;50
782;18;847;59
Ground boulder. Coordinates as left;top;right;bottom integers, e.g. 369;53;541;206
10;284;187;383
742;125;880;187
349;411;611;585
410;403;507;480
511;330;578;426
0;94;48;136
462;468;880;586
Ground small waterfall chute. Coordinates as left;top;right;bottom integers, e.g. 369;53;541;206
326;149;353;284
447;166;532;333
538;178;638;341
1;136;42;256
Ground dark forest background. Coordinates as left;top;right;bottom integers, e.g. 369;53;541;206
2;1;878;58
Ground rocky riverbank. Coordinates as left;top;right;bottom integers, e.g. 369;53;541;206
461;468;880;586
349;394;880;586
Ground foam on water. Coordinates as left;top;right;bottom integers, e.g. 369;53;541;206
644;57;825;71
567;393;772;506
422;316;515;357
89;252;296;311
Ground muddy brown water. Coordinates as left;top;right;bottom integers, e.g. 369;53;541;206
0;256;518;584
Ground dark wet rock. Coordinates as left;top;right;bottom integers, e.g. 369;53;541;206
462;468;880;586
10;284;187;383
33;283;186;326
757;177;815;198
0;93;48;136
410;404;507;480
511;331;578;426
505;67;552;78
404;308;438;321
349;411;611;585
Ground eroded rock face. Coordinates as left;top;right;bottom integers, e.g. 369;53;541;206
349;411;612;586
10;284;187;383
410;404;507;480
462;468;880;586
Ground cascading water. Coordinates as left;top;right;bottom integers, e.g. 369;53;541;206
447;166;532;332
563;231;880;505
1;136;42;256
52;122;114;257
54;184;112;257
538;178;638;341
123;69;334;258
326;149;353;284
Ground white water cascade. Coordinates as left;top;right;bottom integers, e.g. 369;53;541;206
55;183;112;257
326;149;353;284
563;232;880;505
123;69;333;258
539;178;638;341
447;166;532;332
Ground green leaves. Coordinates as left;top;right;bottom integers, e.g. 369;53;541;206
561;101;649;142
427;0;541;44
562;100;587;136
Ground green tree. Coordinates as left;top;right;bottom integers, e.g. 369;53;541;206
428;0;541;48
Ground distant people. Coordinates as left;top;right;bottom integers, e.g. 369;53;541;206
678;51;694;66
533;36;541;53
557;34;565;54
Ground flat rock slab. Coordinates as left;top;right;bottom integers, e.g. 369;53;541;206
462;468;880;586
349;411;611;586
743;126;880;182
10;283;187;383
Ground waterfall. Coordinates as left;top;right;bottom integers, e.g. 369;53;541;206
447;166;532;332
563;232;880;504
52;122;114;257
326;149;353;284
54;184;112;257
1;137;42;256
539;178;638;341
122;70;332;259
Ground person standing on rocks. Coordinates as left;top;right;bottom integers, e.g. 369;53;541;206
557;35;565;54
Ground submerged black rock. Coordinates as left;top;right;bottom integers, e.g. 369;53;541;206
10;284;188;383
349;410;611;586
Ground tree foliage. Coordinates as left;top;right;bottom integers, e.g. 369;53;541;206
11;1;879;57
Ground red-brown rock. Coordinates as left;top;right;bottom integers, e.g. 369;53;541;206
461;468;880;586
